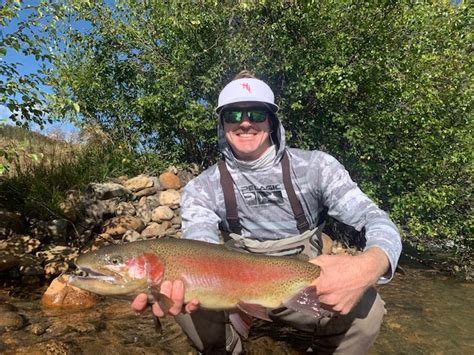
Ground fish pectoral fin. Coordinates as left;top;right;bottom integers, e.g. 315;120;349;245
228;309;252;339
149;285;174;314
284;286;321;317
237;302;272;322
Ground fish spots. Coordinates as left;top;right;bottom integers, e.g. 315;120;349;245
126;253;164;285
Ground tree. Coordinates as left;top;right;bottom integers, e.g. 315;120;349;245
0;0;52;128
42;1;472;247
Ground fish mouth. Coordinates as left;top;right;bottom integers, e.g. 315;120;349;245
73;266;128;284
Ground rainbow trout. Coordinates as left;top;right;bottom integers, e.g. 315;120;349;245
68;238;321;337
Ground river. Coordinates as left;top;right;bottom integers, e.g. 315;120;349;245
0;256;472;354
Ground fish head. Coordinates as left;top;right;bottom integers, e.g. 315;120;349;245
69;243;165;298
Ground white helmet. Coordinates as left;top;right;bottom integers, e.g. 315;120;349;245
216;78;279;113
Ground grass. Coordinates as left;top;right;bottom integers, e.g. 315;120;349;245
0;124;173;219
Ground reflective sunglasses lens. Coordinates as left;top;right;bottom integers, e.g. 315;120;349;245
248;110;267;122
223;111;242;123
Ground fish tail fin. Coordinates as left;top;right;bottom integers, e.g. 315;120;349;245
284;286;321;317
228;309;252;339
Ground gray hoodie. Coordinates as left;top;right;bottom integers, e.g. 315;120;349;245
181;114;401;283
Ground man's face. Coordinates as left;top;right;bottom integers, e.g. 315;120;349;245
222;102;272;161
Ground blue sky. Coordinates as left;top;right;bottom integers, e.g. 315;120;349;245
1;2;79;139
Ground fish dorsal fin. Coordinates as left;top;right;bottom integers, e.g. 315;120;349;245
228;309;252;339
237;302;272;322
283;286;320;317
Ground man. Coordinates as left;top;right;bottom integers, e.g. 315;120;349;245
132;71;402;354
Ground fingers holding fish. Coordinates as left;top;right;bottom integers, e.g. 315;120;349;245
131;293;148;313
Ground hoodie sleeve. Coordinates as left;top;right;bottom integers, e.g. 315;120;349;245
316;152;402;283
180;172;222;244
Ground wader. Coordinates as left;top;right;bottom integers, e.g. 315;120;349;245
175;152;385;354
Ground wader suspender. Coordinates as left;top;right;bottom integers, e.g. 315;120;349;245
218;150;311;235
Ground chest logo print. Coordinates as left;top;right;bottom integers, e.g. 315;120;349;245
241;184;284;206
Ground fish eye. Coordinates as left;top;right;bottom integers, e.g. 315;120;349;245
110;256;122;265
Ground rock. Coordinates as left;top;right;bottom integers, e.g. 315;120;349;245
18;255;44;276
121;229;143;243
159;189;181;206
143;195;162;210
151;206;174;222
36;245;78;263
83;199;117;221
175;231;183;238
150;176;163;191
15;340;73;354
0;303;25;331
135;186;158;197
177;169;195;186
114;175;129;184
29;322;49;335
0;252;20;271
140;223;161;238
44;261;69;278
91;233;116;250
29;219;50;240
102;215;145;236
164;226;178;236
22;275;42;285
47;219;69;241
171;215;182;226
116;201;136;216
58;200;78;222
0;209;24;237
41;275;97;309
87;182;131;200
159;172;181;189
123;174;153;192
0;235;41;256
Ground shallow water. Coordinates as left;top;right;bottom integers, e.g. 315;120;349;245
0;260;472;354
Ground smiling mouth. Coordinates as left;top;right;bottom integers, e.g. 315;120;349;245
235;131;259;136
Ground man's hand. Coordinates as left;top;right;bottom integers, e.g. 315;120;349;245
310;247;389;315
131;280;200;317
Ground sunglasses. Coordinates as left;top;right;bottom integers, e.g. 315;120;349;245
221;108;269;124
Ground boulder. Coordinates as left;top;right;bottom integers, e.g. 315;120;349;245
121;229;143;243
0;235;41;256
18;255;44;276
87;182;131;200
123;174;153;192
159;172;181;190
116;201;136;216
47;219;69;241
36;245;79;263
41;275;97;309
102;215;145;236
44;261;69;278
0;303;26;331
135;186;158;197
159;189;181;206
0;209;24;237
151;206;174;222
0;252;20;272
